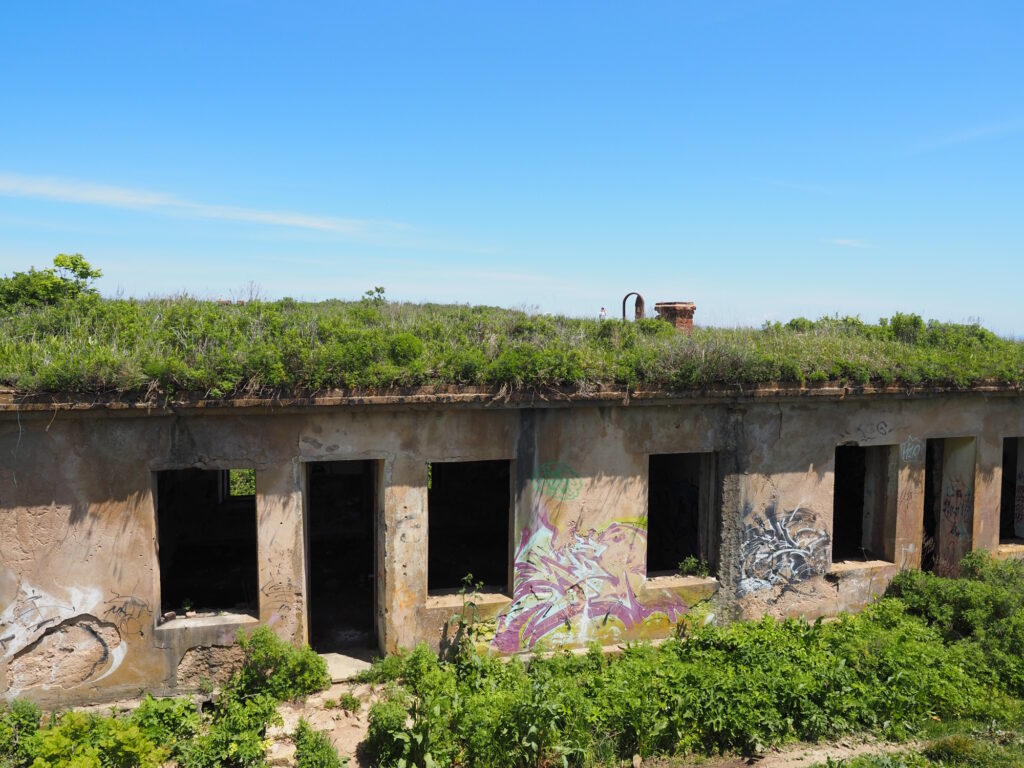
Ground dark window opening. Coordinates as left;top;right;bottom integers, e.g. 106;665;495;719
1001;438;1022;542
647;453;718;576
832;446;867;561
832;445;898;564
428;460;510;593
157;468;258;615
922;439;944;572
306;461;377;652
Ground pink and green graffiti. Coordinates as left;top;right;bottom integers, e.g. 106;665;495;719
491;462;688;652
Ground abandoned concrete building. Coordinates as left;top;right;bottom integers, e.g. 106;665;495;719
2;384;1024;706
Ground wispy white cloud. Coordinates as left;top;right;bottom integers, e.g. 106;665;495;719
0;172;389;236
825;238;874;249
914;118;1024;153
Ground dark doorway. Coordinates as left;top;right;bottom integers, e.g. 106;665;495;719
156;468;258;615
647;453;717;575
306;461;377;652
1001;438;1020;542
427;460;510;593
832;446;867;561
922;439;944;572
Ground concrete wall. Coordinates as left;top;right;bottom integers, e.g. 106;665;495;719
1;392;1022;705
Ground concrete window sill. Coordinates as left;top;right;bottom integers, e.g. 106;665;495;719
997;541;1024;559
828;559;894;577
644;573;718;590
425;590;511;611
155;611;259;634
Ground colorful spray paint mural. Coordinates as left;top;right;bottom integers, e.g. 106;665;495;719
491;462;688;652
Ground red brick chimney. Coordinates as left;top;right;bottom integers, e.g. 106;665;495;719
654;301;696;334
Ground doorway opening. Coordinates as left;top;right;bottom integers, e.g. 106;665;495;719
1001;437;1024;543
306;461;378;653
922;439;943;572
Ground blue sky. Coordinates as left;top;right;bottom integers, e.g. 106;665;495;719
1;2;1022;332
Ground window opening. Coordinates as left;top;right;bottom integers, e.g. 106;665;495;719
427;460;511;593
156;468;258;616
647;453;718;576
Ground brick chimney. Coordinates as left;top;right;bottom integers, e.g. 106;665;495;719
654;301;696;334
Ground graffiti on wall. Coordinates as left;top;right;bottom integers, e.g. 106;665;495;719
531;461;583;501
103;593;152;633
491;463;686;652
0;576;129;693
738;502;830;596
941;475;973;543
900;435;924;464
934;473;973;576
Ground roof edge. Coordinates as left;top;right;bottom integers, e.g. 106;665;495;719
0;380;1021;413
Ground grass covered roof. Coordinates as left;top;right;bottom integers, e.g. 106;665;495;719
1;289;1021;399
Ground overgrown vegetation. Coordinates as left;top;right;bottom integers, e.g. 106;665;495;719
0;626;331;768
4;560;1024;767
1;257;1021;397
357;553;1024;767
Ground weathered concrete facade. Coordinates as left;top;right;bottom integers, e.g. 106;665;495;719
2;389;1023;705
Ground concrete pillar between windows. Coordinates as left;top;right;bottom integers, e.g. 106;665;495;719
937;437;976;576
380;456;428;653
972;434;1003;552
256;461;307;643
894;438;926;570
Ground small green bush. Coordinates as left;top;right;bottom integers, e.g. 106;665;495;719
293;719;346;768
25;711;168;768
178;691;279;768
678;555;710;577
232;626;331;701
355;649;408;684
128;695;200;759
0;700;40;766
336;693;360;713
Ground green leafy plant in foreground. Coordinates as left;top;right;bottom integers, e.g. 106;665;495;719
232;625;331;701
0;626;332;768
293;719;347;768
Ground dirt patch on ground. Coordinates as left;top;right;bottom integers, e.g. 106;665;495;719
647;737;918;768
267;681;377;767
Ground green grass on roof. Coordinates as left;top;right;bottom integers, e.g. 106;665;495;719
1;290;1021;398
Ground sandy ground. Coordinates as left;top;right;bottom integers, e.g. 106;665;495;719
647;737;918;768
266;680;377;767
